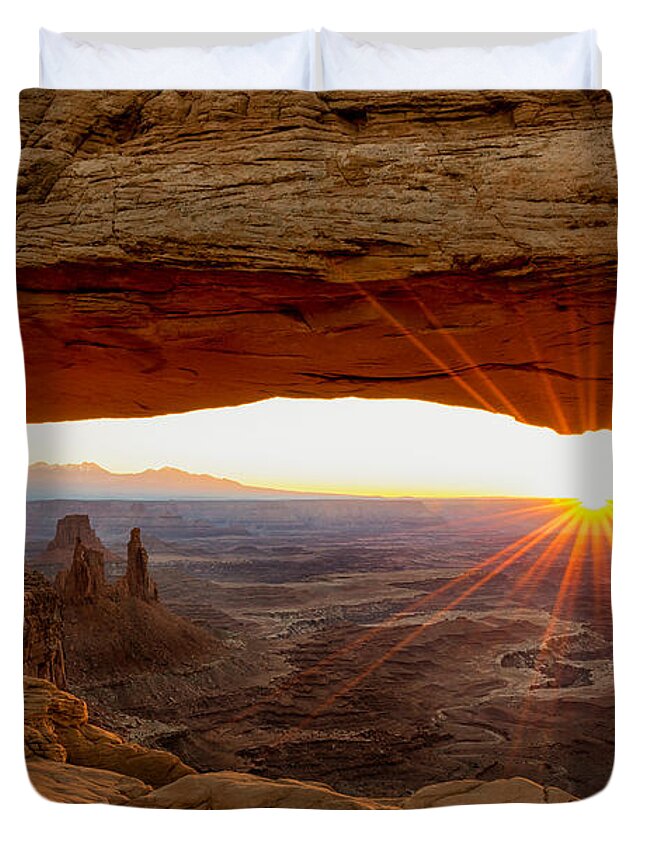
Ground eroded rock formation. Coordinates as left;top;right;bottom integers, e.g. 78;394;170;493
27;757;152;805
47;514;103;552
128;771;391;809
117;528;158;603
24;677;193;788
17;90;616;432
25;678;577;808
33;513;117;572
55;539;106;604
23;570;66;688
37;519;220;701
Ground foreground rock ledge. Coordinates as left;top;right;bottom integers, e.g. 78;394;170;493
17;90;615;432
24;677;577;809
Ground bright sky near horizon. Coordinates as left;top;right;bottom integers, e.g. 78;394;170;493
27;397;612;504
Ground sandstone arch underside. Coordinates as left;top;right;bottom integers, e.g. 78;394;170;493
17;89;616;432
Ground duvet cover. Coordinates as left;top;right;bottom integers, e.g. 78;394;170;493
18;89;616;808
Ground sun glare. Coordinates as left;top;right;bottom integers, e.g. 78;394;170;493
247;488;614;747
27;397;613;502
577;497;611;512
552;497;612;530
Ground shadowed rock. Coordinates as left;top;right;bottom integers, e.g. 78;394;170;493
56;538;106;604
24;677;194;788
23;570;66;689
33;513;117;572
403;777;576;807
128;770;390;810
24;676;577;809
47;515;103;552
117;528;158;603
30;517;219;698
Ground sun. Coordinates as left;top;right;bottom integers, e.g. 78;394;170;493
553;496;612;513
566;497;613;535
550;496;612;530
577;496;611;512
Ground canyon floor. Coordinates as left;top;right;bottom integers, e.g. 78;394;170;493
26;497;614;802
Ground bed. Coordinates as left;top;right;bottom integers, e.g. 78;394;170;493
19;30;616;810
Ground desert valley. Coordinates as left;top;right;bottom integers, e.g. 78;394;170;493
24;471;613;806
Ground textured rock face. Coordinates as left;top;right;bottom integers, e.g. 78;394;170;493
118;528;158;603
27;757;152;805
30;518;218;692
17;90;615;432
129;773;577;810
25;676;577;808
42;517;154;603
24;677;194;788
23;571;66;688
403;777;576;808
62;577;219;685
34;513;115;572
128;770;389;810
55;539;106;604
47;514;103;552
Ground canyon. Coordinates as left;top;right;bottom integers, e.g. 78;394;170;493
24;499;613;806
24;676;576;808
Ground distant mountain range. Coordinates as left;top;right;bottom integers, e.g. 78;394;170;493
27;462;352;501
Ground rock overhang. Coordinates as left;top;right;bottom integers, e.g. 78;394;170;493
16;89;616;433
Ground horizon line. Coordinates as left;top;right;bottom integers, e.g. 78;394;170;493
27;460;605;503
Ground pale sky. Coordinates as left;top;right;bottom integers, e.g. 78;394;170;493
27;397;612;503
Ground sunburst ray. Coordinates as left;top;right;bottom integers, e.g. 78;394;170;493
231;511;571;726
400;282;525;422
271;510;575;744
506;501;612;771
351;282;498;413
512;304;571;434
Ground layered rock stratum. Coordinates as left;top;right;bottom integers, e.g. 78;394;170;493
56;539;106;604
32;512;119;571
25;677;194;788
118;527;158;603
49;523;220;686
23;570;66;688
25;520;223;708
48;514;104;553
17;90;615;432
25;677;576;808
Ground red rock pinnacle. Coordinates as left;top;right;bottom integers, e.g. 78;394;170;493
56;538;106;604
123;527;158;603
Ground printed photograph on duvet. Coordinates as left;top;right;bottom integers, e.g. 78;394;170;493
18;89;615;808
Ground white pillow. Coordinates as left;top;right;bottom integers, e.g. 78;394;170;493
40;29;316;90
321;30;600;90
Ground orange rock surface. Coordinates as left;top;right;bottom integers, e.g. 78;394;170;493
24;676;195;788
17;90;615;432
